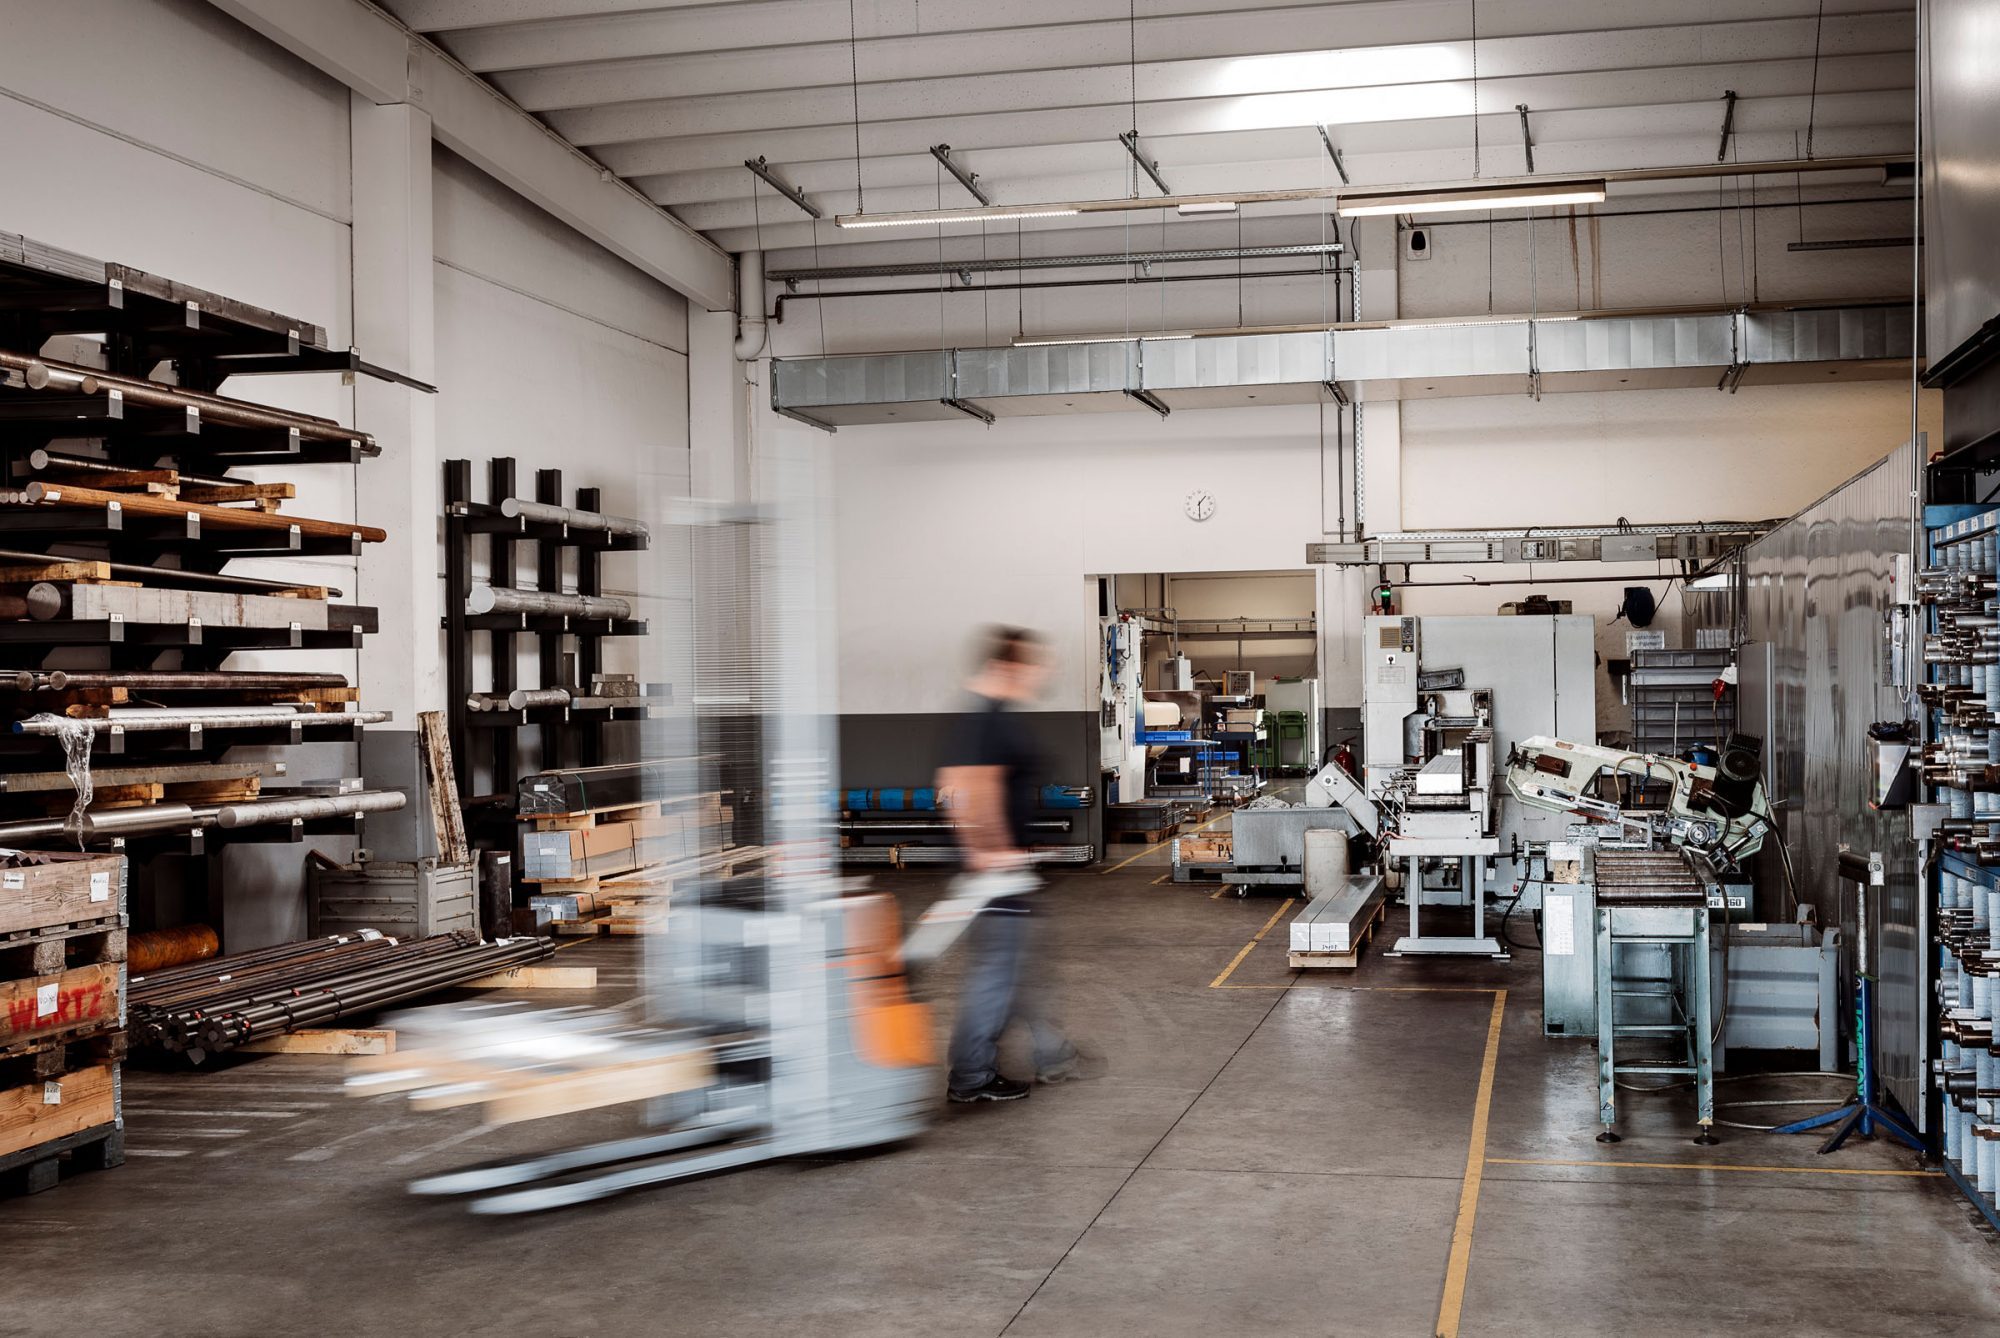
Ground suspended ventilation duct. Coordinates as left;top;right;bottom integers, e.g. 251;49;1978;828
768;302;1916;428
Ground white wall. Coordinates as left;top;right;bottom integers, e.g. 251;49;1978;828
2;0;694;942
431;147;692;785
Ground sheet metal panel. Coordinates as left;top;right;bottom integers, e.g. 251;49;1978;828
1922;0;2000;367
1740;440;1921;1122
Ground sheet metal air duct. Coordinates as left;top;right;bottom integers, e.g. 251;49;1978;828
768;302;1917;427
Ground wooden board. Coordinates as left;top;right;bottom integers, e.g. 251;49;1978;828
0;760;272;795
459;965;598;990
0;1063;117;1159
0;560;112;584
418;710;469;867
177;481;295;505
402;1050;711;1126
0;963;121;1051
0;855;123;937
238;1028;395;1056
20;482;387;542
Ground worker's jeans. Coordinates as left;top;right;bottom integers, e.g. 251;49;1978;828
947;906;1070;1091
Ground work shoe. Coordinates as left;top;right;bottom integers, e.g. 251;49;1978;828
948;1075;1031;1103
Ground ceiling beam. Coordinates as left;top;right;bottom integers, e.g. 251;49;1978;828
207;0;734;310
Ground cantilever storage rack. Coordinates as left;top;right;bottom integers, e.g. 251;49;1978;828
442;456;653;842
0;229;423;945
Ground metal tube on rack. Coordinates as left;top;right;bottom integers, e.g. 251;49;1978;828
507;688;571;710
76;804;199;839
25;447;244;490
213;789;407;829
466;693;508;713
0;547;345;599
467;586;631;620
0;350;374;446
498;496;650;540
13;709;390;734
37;670;349;692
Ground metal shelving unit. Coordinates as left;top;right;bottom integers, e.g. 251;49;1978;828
442;456;654;840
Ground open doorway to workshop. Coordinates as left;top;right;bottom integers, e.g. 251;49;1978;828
1098;570;1333;834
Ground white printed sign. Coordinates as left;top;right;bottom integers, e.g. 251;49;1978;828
1544;893;1575;956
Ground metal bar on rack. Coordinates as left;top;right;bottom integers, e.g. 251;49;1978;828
497;496;649;540
0;350;376;447
467;586;632;620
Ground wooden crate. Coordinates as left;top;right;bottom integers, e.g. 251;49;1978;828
0;852;124;938
0;922;126;1056
0;1062;119;1160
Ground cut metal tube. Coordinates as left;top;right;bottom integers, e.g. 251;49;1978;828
14;709;389;734
0;546;342;598
77;803;199;838
0;350;376;447
26;448;242;490
35;670;348;692
468;586;631;620
214;789;407;829
507;688;571;710
497;497;649;540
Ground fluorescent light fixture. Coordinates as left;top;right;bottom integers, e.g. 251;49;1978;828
835;187;1336;230
837;205;1082;229
1012;332;1195;347
1338;179;1606;216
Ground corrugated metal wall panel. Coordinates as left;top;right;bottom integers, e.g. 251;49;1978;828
1740;440;1921;1120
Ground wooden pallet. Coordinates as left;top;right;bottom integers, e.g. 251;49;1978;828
0;923;126;1057
0;1118;122;1197
1173;862;1230;883
1287;901;1388;971
239;1028;395;1056
1110;824;1177;845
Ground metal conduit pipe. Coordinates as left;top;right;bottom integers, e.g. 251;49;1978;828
772;263;1344;320
498;497;649;540
468;586;631;620
733;250;767;360
33;670;349;692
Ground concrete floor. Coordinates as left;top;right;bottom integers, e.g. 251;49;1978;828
4;831;1997;1337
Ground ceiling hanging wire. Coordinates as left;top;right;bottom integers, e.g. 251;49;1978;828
848;0;864;213
1805;0;1827;160
1470;0;1482;179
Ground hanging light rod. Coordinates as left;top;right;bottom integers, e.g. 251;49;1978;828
1119;132;1173;195
929;145;991;206
831;154;1907;230
744;157;820;219
1338;177;1607;216
1318;126;1350;184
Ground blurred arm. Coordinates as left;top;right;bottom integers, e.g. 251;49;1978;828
937;764;1018;869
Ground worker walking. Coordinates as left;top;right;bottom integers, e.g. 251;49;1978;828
938;626;1082;1103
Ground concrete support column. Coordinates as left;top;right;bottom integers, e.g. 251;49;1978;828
1355;218;1404;536
350;93;440;858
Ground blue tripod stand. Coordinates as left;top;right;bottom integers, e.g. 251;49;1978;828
1772;851;1923;1153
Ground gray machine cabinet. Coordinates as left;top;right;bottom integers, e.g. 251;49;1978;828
1539;882;1598;1036
309;858;478;939
1227;807;1362;887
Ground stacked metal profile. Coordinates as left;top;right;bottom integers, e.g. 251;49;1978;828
0;231;410;939
1918;506;2000;1219
130;930;551;1060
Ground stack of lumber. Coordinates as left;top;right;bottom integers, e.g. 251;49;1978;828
515;762;748;936
0;851;127;1196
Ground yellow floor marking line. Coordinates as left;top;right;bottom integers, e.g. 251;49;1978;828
1486;1156;1935;1179
1151;873;1171;886
1208;886;1228;900
1436;989;1507;1338
1099;813;1225;876
1207;897;1295;988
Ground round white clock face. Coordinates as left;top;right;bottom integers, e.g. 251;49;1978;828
1185;488;1216;521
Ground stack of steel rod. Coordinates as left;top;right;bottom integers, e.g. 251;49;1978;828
130;930;553;1058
